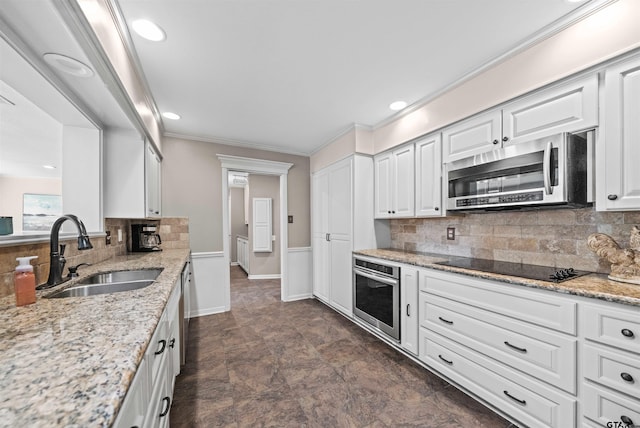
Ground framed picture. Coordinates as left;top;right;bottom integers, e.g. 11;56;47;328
23;194;62;232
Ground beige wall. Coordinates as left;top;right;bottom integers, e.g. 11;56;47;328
390;208;640;274
310;125;374;172
0;177;62;235
248;175;280;275
309;0;640;165
229;187;248;262
161;136;310;253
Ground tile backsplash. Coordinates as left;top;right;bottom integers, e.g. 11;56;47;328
0;217;189;299
390;208;640;274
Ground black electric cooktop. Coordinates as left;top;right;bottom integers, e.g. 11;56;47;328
435;257;591;283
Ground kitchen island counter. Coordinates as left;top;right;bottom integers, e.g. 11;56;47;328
0;249;190;427
355;248;640;307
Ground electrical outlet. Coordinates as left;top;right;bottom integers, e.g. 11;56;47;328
447;227;455;240
288;215;293;224
105;230;111;245
117;229;123;242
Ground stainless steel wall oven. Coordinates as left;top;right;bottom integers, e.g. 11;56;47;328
353;255;400;342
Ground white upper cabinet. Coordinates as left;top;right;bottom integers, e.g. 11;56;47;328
414;133;443;217
442;74;598;163
597;54;640;210
374;144;415;219
145;142;162;217
442;111;502;162
252;197;273;252
502;74;598;146
104;128;162;219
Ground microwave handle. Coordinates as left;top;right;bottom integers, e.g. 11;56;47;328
543;141;553;195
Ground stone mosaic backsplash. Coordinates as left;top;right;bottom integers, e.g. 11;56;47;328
390;207;640;274
0;217;189;299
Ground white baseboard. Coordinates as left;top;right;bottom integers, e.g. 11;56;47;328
248;274;281;280
190;306;228;318
230;261;239;266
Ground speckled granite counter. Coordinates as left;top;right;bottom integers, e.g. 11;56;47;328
355;248;640;307
0;249;190;427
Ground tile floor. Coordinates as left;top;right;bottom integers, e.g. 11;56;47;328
170;266;514;427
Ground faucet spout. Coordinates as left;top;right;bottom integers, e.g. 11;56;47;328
37;214;93;290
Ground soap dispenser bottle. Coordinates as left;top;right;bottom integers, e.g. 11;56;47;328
15;256;38;306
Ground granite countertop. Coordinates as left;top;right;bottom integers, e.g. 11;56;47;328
355;248;640;307
0;249;191;428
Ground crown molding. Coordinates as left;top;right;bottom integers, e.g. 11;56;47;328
309;123;372;156
164;132;311;157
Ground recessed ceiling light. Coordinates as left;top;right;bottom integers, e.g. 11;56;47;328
132;19;166;41
43;53;94;78
389;101;407;111
43;165;56;170
162;112;181;120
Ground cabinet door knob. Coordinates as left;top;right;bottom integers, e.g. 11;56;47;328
502;136;509;142
621;328;635;338
492;139;499;145
406;304;410;317
621;416;634;426
608;194;618;200
620;372;634;382
435;207;439;211
388;211;391;214
392;211;396;214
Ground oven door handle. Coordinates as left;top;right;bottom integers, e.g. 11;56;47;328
543;140;553;195
354;268;398;287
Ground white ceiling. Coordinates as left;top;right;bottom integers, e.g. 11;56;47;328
116;0;594;155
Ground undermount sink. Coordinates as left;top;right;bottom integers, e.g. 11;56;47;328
45;268;163;299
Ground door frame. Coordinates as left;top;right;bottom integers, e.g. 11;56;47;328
218;154;293;308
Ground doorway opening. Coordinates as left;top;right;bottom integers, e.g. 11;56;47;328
228;172;282;301
218;155;292;311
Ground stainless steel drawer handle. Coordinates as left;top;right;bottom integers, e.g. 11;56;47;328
621;328;635;338
503;390;527;406
406;304;410;317
438;316;453;325
621;372;634;383
438;354;453;365
504;341;527;353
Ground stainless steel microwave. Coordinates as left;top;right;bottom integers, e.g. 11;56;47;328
446;131;593;211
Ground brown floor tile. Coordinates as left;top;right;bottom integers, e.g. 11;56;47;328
170;266;512;427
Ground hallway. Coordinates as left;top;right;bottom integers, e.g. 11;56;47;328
169;266;511;427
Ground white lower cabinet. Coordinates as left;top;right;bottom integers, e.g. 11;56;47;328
421;330;575;428
236;236;249;273
114;282;181;428
581;302;640;427
418;269;577;428
400;265;418;355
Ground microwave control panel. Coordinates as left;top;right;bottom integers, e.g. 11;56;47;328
456;191;543;207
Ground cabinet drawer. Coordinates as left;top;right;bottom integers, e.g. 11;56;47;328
583;304;640;354
421;270;577;334
422;294;576;393
584;344;640;399
583;383;640;428
420;329;576;428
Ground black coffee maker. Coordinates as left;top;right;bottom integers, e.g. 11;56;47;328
131;224;162;252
